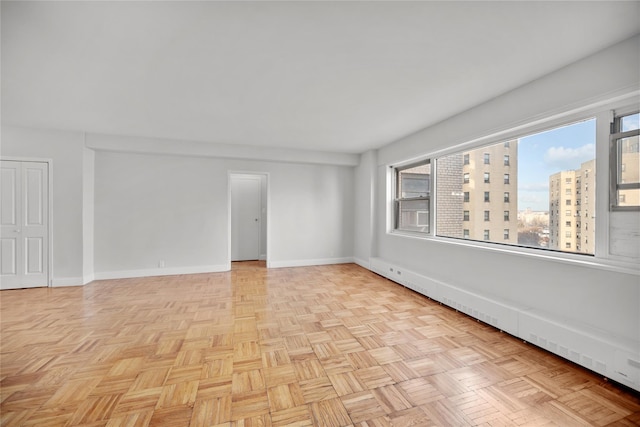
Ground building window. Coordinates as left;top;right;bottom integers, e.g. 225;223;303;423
566;242;571;249
484;172;490;183
463;153;469;165
483;230;490;240
463;229;469;239
566;231;571;238
566;221;571;227
463;211;469;221
566;188;571;195
394;160;430;233
566;178;572;184
503;155;510;166
433;118;595;255
484;153;490;164
463;173;469;184
504;141;510;148
504;229;509;240
566;199;571;205
611;111;639;209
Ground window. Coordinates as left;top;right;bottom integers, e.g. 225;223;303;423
566;242;571;249
435;118;595;254
611;111;639;209
566;231;571;238
483;230;490;240
566;221;571;227
484;172;490;183
504;141;510;148
504;229;509;240
394;161;430;233
565;199;571;205
463;211;469;221
463;173;469;184
484;153;490;164
463;153;469;165
566;178;572;184
504;155;510;166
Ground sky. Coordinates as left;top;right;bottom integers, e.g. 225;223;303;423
516;118;596;211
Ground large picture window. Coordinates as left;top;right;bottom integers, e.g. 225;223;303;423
611;111;639;210
435;118;596;255
394;160;431;233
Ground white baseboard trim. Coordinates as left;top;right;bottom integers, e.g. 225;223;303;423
94;264;229;281
83;273;95;285
51;277;85;287
367;256;640;393
268;257;354;269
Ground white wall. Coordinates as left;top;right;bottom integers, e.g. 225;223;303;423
1;126;87;285
356;34;640;389
93;148;355;277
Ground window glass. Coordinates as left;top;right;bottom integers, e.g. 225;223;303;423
395;161;431;232
436;119;595;254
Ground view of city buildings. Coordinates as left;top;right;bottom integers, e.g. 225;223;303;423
548;160;596;254
398;123;601;255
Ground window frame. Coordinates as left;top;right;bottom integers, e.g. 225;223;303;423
393;159;432;234
386;96;639;274
610;110;640;211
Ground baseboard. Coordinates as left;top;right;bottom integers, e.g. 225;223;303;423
268;257;354;269
83;273;95;285
94;264;229;280
368;257;640;392
51;277;85;287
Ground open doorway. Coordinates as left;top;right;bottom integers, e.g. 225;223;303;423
229;172;268;266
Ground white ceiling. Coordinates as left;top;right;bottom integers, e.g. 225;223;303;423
2;1;639;154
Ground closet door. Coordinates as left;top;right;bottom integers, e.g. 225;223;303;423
1;161;49;289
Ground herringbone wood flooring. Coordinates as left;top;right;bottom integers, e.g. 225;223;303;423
1;262;639;426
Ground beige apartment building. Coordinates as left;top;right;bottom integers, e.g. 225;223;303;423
461;141;518;243
618;136;640;206
549;159;596;253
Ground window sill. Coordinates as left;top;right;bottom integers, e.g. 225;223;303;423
387;230;640;276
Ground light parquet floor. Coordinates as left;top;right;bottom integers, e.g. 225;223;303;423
1;262;639;426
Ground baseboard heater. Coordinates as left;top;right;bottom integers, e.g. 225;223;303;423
369;257;640;392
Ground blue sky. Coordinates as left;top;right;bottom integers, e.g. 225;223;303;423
517;118;596;211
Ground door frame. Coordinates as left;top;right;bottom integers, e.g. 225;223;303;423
227;171;270;269
1;156;53;287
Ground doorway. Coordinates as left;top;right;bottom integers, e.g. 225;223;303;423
229;173;267;263
0;160;50;289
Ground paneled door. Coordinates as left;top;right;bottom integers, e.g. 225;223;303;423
0;160;49;289
230;174;261;261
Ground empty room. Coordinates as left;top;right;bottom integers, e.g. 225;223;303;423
1;1;639;426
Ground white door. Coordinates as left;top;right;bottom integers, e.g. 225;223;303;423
0;161;49;289
231;175;261;261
